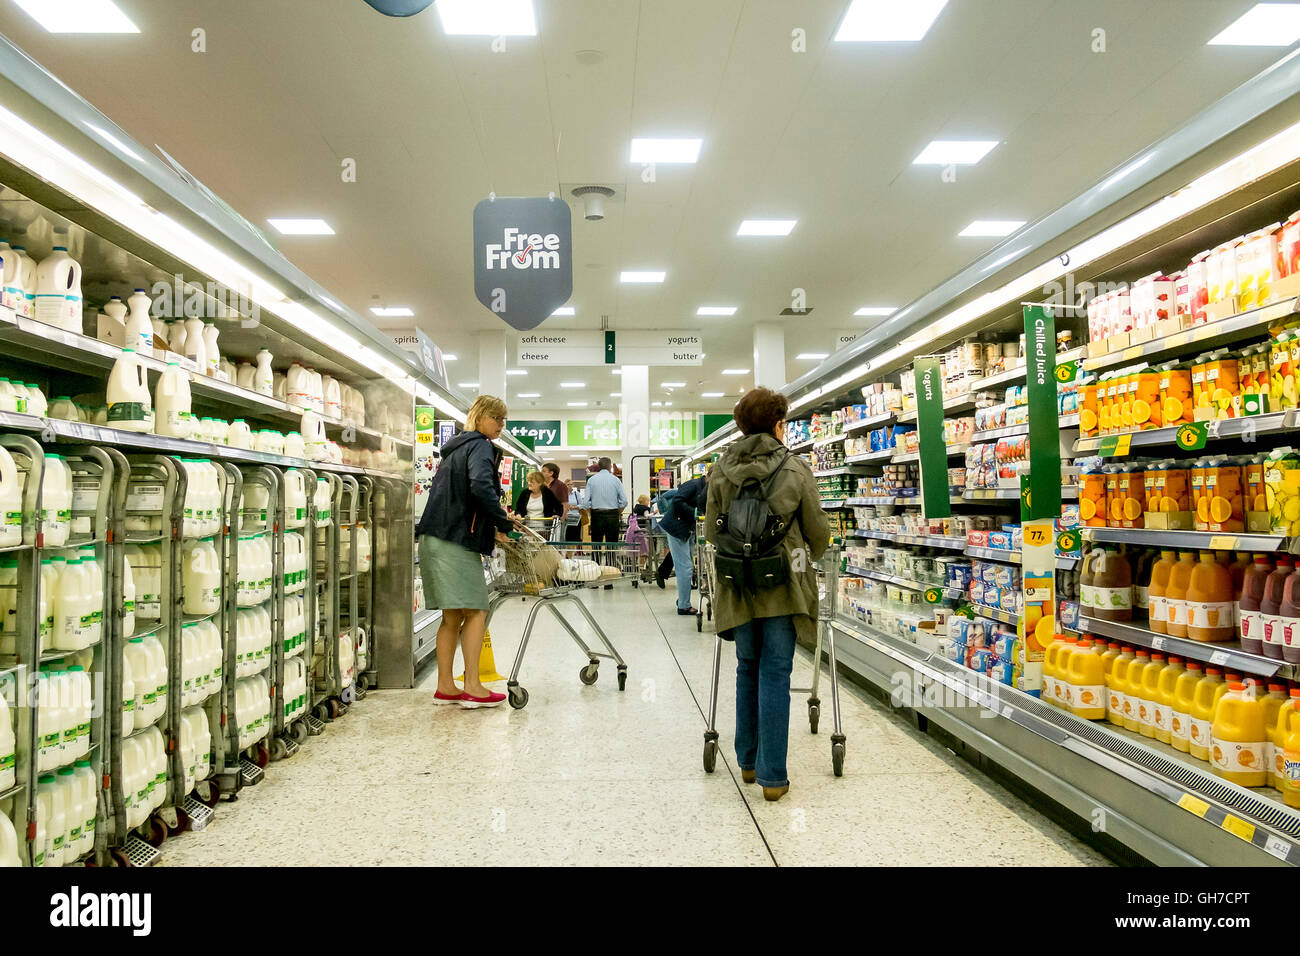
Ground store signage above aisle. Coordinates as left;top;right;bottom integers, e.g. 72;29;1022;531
832;329;864;349
473;196;572;331
564;416;700;447
389;327;449;389
912;356;951;519
515;330;703;366
507;419;562;447
1023;305;1061;522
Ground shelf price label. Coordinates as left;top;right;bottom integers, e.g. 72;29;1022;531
1097;434;1132;457
923;587;944;605
1054;360;1079;383
1175;422;1209;452
1055;528;1082;554
1177;792;1210;818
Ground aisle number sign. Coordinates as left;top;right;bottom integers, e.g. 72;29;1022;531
912;356;951;519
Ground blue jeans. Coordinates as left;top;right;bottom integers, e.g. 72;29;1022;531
666;532;694;611
732;615;796;788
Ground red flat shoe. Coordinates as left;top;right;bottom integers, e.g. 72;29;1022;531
433;690;463;705
459;690;507;709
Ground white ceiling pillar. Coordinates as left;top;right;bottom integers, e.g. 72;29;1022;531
754;322;786;389
477;330;508;401
619;364;651;505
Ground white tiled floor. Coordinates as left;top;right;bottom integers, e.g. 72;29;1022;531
162;584;1110;866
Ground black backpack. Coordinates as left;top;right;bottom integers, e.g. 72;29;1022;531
711;451;796;594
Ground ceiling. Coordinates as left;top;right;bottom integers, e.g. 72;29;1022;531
0;0;1290;414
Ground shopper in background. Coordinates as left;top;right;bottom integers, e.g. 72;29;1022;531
585;456;627;543
542;462;570;524
514;470;562;522
633;494;652;521
706;387;829;801
564;479;586;543
656;474;708;616
415;395;519;709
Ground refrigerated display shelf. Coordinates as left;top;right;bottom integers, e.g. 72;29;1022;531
842;449;895;465
815;463;878;475
844;495;921;507
1081;297;1300;373
788;438;815;453
1077;615;1290;679
0;782;23;803
844;412;896;433
1074;410;1294;454
972;604;1019;626
892;443;971;465
40;642;99;662
969;347;1086;392
963;487;1078;501
851;530;967;551
830;613;1300;865
821;499;848;509
971;422;1029;442
812;433;845;448
1081;526;1287;552
1060;413;1080;428
964;545;1080;570
896;393;976;424
845;565;959;599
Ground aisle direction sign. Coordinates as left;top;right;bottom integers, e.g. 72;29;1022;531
912;356;951;519
516;330;703;366
507;419;562;447
1023;305;1061;521
474;196;572;331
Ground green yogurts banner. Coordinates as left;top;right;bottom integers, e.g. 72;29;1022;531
912;356;951;519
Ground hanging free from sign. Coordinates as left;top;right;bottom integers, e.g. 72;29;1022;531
485;227;561;270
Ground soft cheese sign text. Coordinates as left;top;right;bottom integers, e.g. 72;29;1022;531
473;196;572;331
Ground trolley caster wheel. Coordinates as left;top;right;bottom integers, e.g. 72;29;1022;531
341;685;356;705
703;737;717;774
357;674;371;693
617;669;627;691
508;685;529;710
314;703;331;722
327;699;343;719
579;662;599;685
290;721;309;746
199;779;221;807
270;738;288;762
832;741;846;778
253;742;271;768
144;815;169;847
808;702;820;735
110;848;133;868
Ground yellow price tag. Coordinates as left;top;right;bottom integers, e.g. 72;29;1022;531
1220;814;1256;843
1113;434;1132;455
1026;526;1050;547
1208;535;1236;550
1178;793;1210;818
416;432;433;444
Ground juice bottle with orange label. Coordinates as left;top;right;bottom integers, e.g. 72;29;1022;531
1261;683;1287;787
1147;550;1177;633
1119;368;1138;431
1133;365;1162;430
1107;645;1136;728
1078;462;1106;527
1138;651;1166;738
1272;688;1300;791
1191;353;1211;422
1186;551;1236;642
1123;649;1152;732
1155;655;1185;744
1079;376;1099;437
1165;551;1198;638
1190;458;1210;532
1117;464;1145;529
1171;660;1202;752
1270;331;1296;410
1189;666;1227;761
1159;361;1194;429
1210;681;1268;787
1066;637;1106;720
1202;457;1245;533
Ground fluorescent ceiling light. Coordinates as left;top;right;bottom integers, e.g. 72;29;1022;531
268;218;334;236
443;354;458;361
506;369;527;376
435;0;537;36
611;369;622;375
567;402;589;407
662;381;686;388
959;220;1026;237
701;392;725;398
855;306;896;317
517;392;540;398
722;368;749;375
697;306;737;316
370;306;413;317
665;402;673;407
13;0;139;32
797;353;829;360
611;392;622;398
737;219;796;237
560;381;585;388
652;402;664;407
620;271;666;283
913;140;998;165
457;382;479;389
835;0;948;41
1208;3;1300;45
629;138;703;164
552;306;575;316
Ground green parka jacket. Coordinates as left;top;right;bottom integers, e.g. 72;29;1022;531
704;433;831;644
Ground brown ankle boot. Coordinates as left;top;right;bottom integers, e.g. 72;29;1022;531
763;784;789;802
741;770;756;784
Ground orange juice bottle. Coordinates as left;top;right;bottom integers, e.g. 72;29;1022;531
1155;655;1185;744
1102;373;1120;434
1123;649;1152;732
1100;641;1121;684
1190;458;1209;531
1134;365;1162;430
1159;361;1194;429
1107;645;1136;728
1203;458;1245;533
1080;377;1099;437
1191;353;1212;421
1261;682;1287;784
1067;638;1107;720
1189;666;1227;761
1171;660;1203;752
1210;681;1268;787
1160;462;1192;522
1283;708;1300;807
1186;551;1236;642
1119;368;1138;431
1053;636;1078;711
1138;651;1166;737
1079;463;1106;527
1042;638;1062;708
1165;551;1198;638
1147;550;1177;633
1273;688;1300;791
1117;465;1145;529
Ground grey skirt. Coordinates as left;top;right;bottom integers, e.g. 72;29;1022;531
418;535;490;611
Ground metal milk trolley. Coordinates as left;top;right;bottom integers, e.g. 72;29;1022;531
486;521;628;709
702;545;846;778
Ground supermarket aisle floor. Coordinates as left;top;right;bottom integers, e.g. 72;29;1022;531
161;585;1109;867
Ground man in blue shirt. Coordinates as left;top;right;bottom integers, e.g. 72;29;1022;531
585;457;628;543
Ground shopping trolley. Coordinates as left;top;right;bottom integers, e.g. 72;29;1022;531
694;538;716;633
486;522;629;709
702;545;845;777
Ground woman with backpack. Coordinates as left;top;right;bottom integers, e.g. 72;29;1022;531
415;395;520;709
705;387;830;801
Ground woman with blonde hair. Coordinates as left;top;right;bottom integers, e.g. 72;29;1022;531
415;395;518;708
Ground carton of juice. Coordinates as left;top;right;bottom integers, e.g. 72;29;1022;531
1079;464;1107;527
1202;458;1245;533
1118;369;1137;431
1191;353;1212;422
1152;273;1176;325
1240;227;1281;311
1280;213;1300;278
1173;270;1193;328
1117;465;1145;529
1087;295;1104;345
1133;366;1162;430
1144;463;1162;517
1191;458;1209;532
1187;252;1211;324
1215;240;1242;306
1195;350;1240;421
1159;362;1194;429
1270;332;1297;410
1265;447;1300;536
1101;373;1119;434
1079;377;1099;436
1130;275;1154;336
1105;465;1123;528
1246;454;1270;533
1114;288;1133;337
